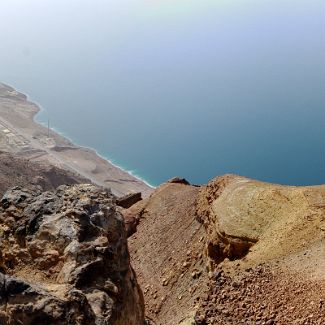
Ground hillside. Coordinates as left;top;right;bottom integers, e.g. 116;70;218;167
123;175;325;324
194;175;325;324
0;162;324;324
127;179;207;324
0;151;86;196
0;83;152;197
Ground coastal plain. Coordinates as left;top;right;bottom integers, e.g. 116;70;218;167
0;83;153;197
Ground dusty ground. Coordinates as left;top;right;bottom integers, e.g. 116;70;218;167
195;265;325;325
0;83;153;197
127;181;207;325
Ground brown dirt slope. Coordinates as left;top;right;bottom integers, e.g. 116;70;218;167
195;265;325;325
127;181;207;325
0;151;86;196
195;175;325;324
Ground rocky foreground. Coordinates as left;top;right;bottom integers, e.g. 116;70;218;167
0;163;324;324
125;175;325;324
0;184;144;324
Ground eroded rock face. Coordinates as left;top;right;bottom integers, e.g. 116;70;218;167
196;174;325;271
0;184;145;325
195;174;325;324
196;175;254;268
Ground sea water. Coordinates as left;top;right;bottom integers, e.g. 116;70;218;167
0;0;324;186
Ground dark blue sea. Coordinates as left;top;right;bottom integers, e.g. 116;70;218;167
1;0;325;186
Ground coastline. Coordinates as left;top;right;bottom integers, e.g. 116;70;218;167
36;116;156;190
0;82;154;197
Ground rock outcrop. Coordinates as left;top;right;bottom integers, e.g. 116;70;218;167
116;192;142;209
167;177;191;186
0;184;145;325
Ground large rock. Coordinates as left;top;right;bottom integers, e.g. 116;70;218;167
0;184;145;325
116;192;142;209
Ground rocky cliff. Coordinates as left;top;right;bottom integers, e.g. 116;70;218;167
0;184;144;325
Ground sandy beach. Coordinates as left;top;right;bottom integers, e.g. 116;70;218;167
0;83;153;197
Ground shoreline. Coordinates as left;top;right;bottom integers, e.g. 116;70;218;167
0;82;154;197
36;117;156;190
16;83;156;189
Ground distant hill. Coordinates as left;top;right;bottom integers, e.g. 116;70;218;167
0;151;87;196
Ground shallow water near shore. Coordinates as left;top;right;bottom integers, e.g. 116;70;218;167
0;0;325;186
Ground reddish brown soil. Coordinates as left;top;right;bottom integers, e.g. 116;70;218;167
127;182;208;325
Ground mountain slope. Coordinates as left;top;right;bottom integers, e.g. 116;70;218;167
0;151;86;196
195;175;325;324
127;180;207;325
